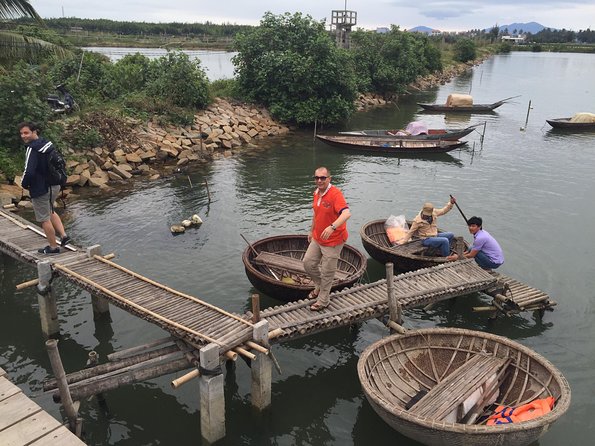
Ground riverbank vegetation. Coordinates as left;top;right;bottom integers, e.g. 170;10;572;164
1;9;503;182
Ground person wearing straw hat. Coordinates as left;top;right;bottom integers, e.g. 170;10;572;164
397;197;456;257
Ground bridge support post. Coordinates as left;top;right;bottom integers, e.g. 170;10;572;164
199;343;225;443
251;320;272;409
87;245;110;319
37;261;59;337
454;236;465;259
386;262;405;333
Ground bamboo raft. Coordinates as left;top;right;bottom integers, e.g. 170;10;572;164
0;367;86;446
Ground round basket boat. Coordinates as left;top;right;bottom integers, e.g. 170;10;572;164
357;328;570;446
242;234;367;302
360;219;469;271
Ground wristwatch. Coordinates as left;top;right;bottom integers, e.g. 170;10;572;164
331;224;337;230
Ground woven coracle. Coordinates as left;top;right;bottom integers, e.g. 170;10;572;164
357;328;570;446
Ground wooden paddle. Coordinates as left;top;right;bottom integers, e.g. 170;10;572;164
240;234;280;281
450;194;468;224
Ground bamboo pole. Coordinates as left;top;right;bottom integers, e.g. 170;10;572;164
90;255;253;327
107;336;174;361
45;346;186;391
52;262;225;346
204;179;211;203
46;339;79;433
53;358;192;402
245;341;269;355
268;327;285;339
171;369;201;389
233;346;256;361
16;278;39;290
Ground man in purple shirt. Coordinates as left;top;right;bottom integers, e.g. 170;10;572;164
457;216;504;270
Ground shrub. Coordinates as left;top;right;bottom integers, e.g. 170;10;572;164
0;63;52;152
0;147;22;183
105;53;152;99
454;38;477;62
145;52;209;109
209;78;241;100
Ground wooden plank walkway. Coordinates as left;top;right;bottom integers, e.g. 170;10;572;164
0;209;554;354
262;260;498;341
0;367;85;446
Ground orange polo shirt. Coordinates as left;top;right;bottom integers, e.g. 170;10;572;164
312;185;349;246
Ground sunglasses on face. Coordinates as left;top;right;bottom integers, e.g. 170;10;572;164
313;176;328;181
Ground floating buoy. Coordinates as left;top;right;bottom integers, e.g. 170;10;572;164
181;220;192;227
191;214;203;225
170;225;186;234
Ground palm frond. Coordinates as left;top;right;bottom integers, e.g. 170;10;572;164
0;0;42;22
0;31;70;61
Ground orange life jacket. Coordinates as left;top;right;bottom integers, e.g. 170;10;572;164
486;397;555;425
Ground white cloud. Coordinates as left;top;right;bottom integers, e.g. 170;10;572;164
31;0;595;31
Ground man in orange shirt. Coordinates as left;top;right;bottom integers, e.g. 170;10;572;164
303;167;351;311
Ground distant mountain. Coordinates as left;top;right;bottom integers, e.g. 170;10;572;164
408;26;436;34
486;22;548;34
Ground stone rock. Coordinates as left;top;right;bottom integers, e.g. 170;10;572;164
112;165;132;179
126;153;143;163
65;175;80;186
108;171;124;181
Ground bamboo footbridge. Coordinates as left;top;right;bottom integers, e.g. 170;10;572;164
0;209;557;442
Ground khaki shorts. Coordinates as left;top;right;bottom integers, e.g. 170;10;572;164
31;185;61;222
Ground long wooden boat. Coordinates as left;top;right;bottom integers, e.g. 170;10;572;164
417;96;519;113
546;117;595;130
316;135;466;154
338;125;478;140
360;219;468;271
358;328;571;446
242;234;367;302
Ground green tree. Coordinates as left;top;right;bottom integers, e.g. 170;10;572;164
233;12;357;125
454;38;477;62
351;27;442;97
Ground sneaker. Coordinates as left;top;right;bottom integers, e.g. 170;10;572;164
60;235;71;247
38;245;60;254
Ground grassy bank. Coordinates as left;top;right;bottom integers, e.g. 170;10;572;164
57;32;234;50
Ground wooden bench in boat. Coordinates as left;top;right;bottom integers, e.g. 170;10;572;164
389;239;427;255
254;252;350;280
408;354;509;421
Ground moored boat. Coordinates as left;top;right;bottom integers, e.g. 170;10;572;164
358;328;571;446
418;95;519;113
546;117;595;130
338;124;480;140
360;219;468;271
242;234;367;302
316;135;466;154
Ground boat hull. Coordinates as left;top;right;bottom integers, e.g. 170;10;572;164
546;118;595;130
358;328;571;446
242;235;366;302
316;135;466;154
338;126;476;140
360;219;467;271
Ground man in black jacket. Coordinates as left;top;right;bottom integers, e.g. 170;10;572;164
19;122;70;254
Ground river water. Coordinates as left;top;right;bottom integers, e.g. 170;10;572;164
1;51;594;445
82;47;237;81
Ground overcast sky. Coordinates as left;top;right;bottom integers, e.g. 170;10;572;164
32;1;594;32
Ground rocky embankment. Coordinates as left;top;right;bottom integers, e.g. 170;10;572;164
1;98;290;210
